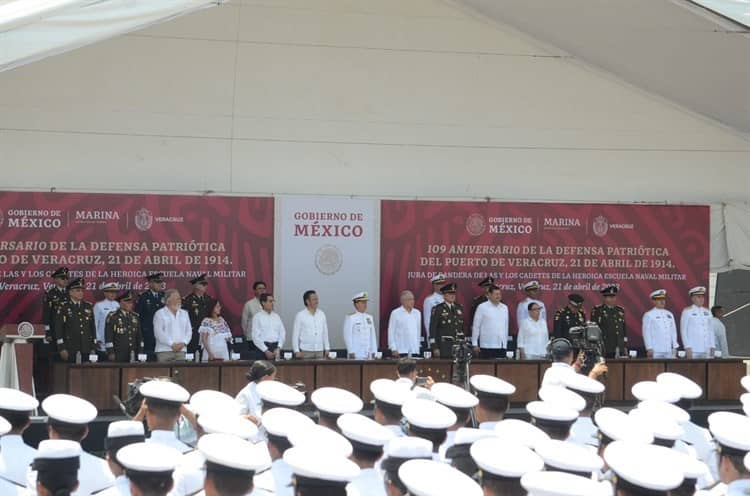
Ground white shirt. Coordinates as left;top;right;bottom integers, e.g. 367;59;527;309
346;467;387;496
241;297;263;340
712;318;729;356
471;301;509;348
423;292;444;338
252;311;286;352
343;311;378;359
518;317;549;357
0;477;23;496
517;297;546;330
568;417;599;448
681;305;715;354
292;308;330;352
0;434;36;486
541;362;577;387
642;307;679;355
153;307;193;353
388;306;422;355
236;381;262;418
94;298;120;344
269;459;294;496
147;429;193;454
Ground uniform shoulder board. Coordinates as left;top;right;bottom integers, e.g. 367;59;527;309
131;311;140;317
347;311;356;316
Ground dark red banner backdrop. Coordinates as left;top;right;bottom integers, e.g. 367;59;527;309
0;192;273;333
380;200;709;348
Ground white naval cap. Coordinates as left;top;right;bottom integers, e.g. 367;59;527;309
352;291;368;303
402;398;457;430
708;411;750;453
631;380;681;403
471;438;543;479
398;459;482;496
101;282;119;291
370;378;414;407
384;437;433;460
198;433;271;472
452;427;496;446
650;289;667;299
0;387;39;411
197;412;259;440
670;449;711;481
594;407;653;444
604;441;684;492
284;446;360;485
42;394;97;424
107;420;144;439
562;373;605;395
431;382;479;410
288;424;353;458
526;400;579;424
656;372;703;400
337;413;394;450
430;274;447;284
139;380;190;404
521;471;609;496
0;416;10;435
636;400;690;424
257;380;306;407
469;374;516;397
523;280;540;291
261;407;315;438
189;390;241;416
494;419;550;449
537;386;586;412
689;286;706;296
33;440;81;469
534;439;604;474
117;442;181;473
311;387;363;416
629;408;684;441
742;375;750;393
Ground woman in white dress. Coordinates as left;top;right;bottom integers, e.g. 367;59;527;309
518;302;550;360
199;298;232;361
235;360;277;424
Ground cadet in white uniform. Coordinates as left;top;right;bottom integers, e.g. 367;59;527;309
310;387;363;431
338;413;394;496
564;373;605;449
517;280;547;330
430;383;479;460
401;398;457;458
116;442;180;496
380;438;433;496
680;286;715;359
254;408;315;496
138;380;193;454
604;441;685;495
343;292;378;360
0;418;23;494
93;282;120;352
370;379;413;437
30;440;81;496
399;459;482;495
31;394;115;495
97;420;146;496
197;433;271;496
707;412;750;496
388;290;422;357
469;374;516;430
423;274;446;345
470;437;544;496
643;289;679;358
0;387;39;486
283;445;360;496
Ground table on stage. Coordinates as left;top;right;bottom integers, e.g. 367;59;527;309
52;358;748;413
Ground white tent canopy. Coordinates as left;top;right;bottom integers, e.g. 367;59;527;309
0;0;225;72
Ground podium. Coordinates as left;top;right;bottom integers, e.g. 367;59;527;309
0;323;44;396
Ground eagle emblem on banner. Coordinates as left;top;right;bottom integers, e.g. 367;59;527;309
593;215;608;237
134;208;154;232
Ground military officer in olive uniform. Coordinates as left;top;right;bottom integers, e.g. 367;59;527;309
470;276;494;316
552;294;586;340
54;278;97;362
590;285;627;358
42;266;70;344
105;291;143;362
182;273;210;355
135;273;164;358
429;283;465;358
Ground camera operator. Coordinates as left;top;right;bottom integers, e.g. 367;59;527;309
395;358;434;390
542;338;607;387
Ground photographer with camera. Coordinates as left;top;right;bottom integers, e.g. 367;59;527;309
542;338;607;387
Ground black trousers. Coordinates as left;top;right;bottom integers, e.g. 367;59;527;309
254;341;279;360
479;348;505;359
